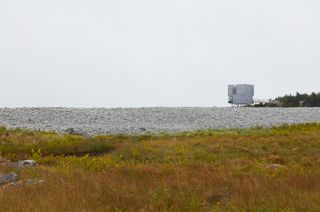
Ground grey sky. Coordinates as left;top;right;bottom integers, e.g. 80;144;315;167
0;0;319;107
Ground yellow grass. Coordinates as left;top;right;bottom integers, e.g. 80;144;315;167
1;123;320;211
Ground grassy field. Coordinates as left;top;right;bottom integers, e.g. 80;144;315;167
1;124;320;211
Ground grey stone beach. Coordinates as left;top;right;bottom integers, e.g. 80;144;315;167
0;107;320;136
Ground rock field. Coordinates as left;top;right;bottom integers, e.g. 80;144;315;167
0;107;320;135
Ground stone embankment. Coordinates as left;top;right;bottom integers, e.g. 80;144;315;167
0;107;320;135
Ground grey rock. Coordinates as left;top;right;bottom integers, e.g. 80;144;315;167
9;160;36;169
25;179;44;185
65;127;83;135
10;179;44;187
65;127;75;134
0;172;18;185
267;164;288;170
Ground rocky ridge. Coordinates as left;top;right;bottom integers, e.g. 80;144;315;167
0;107;320;135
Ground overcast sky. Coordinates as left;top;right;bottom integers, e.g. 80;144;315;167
0;0;319;107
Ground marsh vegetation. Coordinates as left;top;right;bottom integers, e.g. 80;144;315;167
1;124;320;211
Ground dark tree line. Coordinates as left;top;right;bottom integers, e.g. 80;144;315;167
253;92;320;107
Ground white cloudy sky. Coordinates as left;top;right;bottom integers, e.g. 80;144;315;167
0;0;319;107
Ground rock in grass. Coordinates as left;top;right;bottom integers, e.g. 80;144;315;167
9;160;36;169
65;127;76;134
0;172;18;185
10;179;45;187
139;127;147;132
65;127;83;135
267;164;288;170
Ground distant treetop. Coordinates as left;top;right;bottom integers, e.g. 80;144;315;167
252;92;320;107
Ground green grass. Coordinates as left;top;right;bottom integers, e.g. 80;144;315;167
0;127;114;159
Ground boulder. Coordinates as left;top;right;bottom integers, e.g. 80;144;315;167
10;179;45;187
65;127;75;134
139;127;147;132
10;160;36;169
0;172;18;185
267;163;288;170
65;128;83;135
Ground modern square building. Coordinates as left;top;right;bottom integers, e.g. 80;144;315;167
228;84;254;105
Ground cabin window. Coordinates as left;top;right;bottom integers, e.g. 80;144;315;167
232;87;237;94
